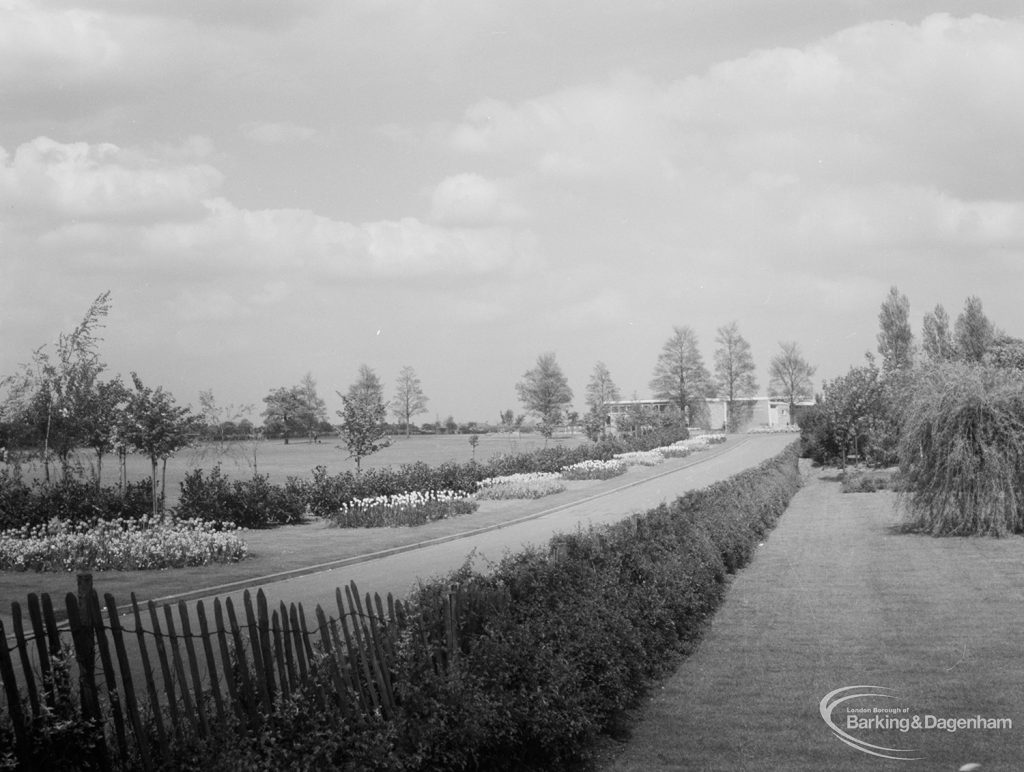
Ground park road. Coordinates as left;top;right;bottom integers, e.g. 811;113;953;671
172;433;796;624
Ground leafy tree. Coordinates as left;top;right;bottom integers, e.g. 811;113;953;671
298;372;328;439
78;376;130;490
337;365;390;473
262;374;326;443
815;358;888;469
650;326;711;428
985;335;1024;371
392;366;429;437
876;286;914;372
768;341;816;419
954;296;995;362
516;353;574;439
121;373;201;515
714;322;758;432
583;361;621;440
921;304;954;362
1;292;111;480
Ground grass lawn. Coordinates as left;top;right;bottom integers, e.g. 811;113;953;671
605;465;1024;771
12;432;588;506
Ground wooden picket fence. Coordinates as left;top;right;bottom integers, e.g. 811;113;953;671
0;576;461;770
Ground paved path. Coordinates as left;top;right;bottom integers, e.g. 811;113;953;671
172;434;795;619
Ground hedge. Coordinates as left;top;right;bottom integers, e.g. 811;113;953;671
136;441;801;770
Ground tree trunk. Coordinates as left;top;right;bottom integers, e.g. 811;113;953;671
95;450;103;492
150;457;159;517
160;458;168;512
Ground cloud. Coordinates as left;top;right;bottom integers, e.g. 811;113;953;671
0;2;124;86
0;137;223;223
429;173;527;226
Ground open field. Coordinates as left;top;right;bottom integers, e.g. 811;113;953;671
8;431;588;506
606;466;1024;771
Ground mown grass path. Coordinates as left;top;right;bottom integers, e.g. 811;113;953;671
607;467;1024;772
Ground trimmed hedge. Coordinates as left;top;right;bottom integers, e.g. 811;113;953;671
142;441;801;770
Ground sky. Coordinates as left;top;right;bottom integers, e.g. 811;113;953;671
2;1;1024;425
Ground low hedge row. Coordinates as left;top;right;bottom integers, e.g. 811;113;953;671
0;470;153;530
143;441;801;770
0;427;691;531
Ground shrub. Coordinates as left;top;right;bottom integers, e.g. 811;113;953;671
176;465;306;529
0;470;152;530
840;468;900;493
386;441;801;770
899;363;1024;536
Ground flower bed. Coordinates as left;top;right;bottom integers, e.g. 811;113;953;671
329;490;478;528
476;472;567;500
613;450;666;467
655;445;692;459
559;458;627;481
0;517;248;572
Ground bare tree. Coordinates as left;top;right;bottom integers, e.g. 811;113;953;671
713;322;758;432
768;341;816;419
392;365;429;437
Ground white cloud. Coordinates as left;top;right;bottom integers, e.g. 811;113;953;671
0;2;123;85
0;137;223;222
429;172;526;226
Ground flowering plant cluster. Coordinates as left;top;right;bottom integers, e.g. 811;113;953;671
0;516;248;572
655;445;693;459
559;458;628;481
747;425;800;434
476;472;567;500
613;450;666;467
330;489;478;528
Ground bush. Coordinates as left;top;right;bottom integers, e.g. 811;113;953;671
383;441;801;769
176;465;307;529
899;363;1024;536
0;470;152;530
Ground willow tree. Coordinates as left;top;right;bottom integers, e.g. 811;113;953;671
899;364;1024;536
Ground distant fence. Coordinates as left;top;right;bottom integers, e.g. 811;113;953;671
0;575;459;770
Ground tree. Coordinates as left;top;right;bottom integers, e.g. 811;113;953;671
515;353;574;440
583;361;621;440
78;376;129;490
954;296;995;362
768;341;816;419
392;366;429;437
816;358;887;470
649;326;711;428
121;373;200;515
297;372;328;440
713;322;758;432
921;304;954;362
262;374;326;443
985;335;1024;371
1;292;112;480
876;286;914;372
337;365;390;473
